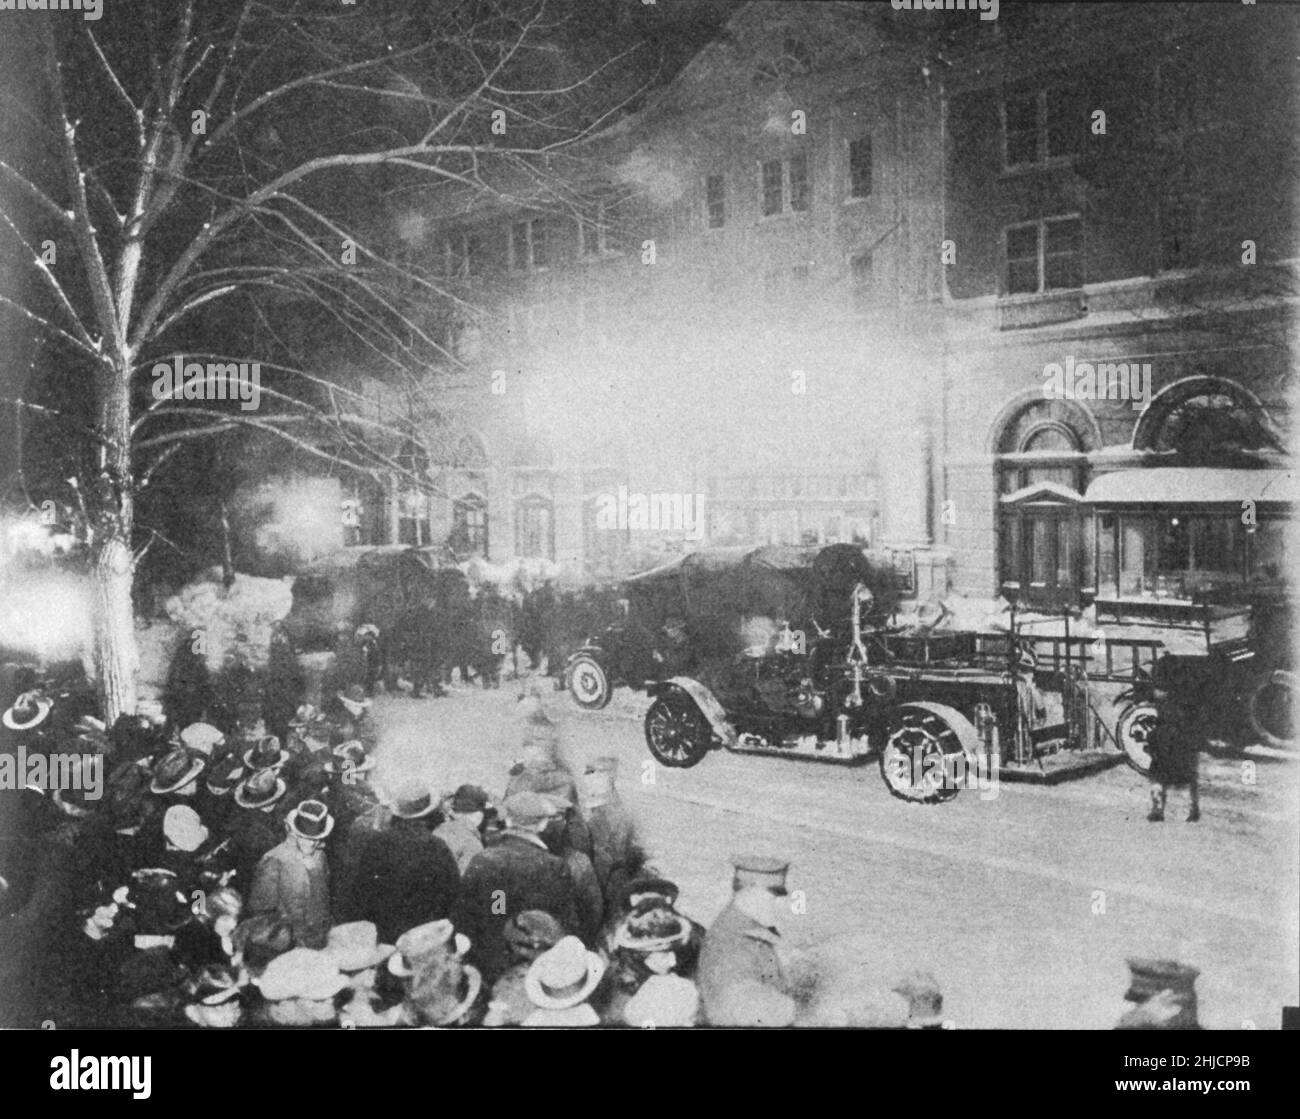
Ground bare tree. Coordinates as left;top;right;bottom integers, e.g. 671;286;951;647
0;0;647;721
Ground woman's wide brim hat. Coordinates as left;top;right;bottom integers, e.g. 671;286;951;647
406;958;483;1026
612;911;692;955
387;920;471;977
3;691;53;731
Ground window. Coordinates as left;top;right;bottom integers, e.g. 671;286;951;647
515;496;554;560
705;174;726;228
1002;87;1084;169
509;219;556;271
761;160;784;217
848;136;873;199
1004;217;1083;294
443;232;485;279
395;441;431;546
759;155;811;217
850;251;874;311
510;222;530;271
580;202;625;257
788;154;809;212
451;494;488;557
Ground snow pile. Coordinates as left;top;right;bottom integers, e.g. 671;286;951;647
163;568;294;672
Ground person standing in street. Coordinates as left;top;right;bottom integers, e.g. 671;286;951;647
697;855;797;1027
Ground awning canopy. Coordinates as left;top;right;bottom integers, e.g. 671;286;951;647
1085;468;1298;507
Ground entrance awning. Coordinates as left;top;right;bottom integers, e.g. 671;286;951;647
1085;468;1298;507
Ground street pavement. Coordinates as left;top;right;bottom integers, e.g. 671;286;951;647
367;676;1299;1030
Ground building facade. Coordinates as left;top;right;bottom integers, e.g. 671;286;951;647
332;1;1295;611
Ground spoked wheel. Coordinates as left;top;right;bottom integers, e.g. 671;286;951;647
645;693;712;768
565;654;612;710
1116;702;1160;774
879;702;981;804
1247;671;1296;751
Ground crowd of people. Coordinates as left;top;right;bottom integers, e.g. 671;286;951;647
0;658;1207;1029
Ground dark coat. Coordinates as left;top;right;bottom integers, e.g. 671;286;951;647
586;802;645;918
1148;701;1201;787
455;831;583;983
337;818;461;944
696;900;796;1027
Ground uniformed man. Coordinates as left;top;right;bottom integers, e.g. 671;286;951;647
1115;957;1202;1029
696;855;796;1027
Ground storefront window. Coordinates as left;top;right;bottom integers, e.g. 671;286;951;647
1106;511;1253;600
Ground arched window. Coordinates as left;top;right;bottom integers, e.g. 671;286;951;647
994;399;1095;608
1132;378;1282;460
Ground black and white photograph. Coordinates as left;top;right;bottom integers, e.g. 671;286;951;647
0;0;1295;1057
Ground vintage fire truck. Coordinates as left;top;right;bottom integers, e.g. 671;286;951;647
565;543;1288;803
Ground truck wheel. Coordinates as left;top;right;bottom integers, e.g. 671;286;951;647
565;655;612;710
880;702;980;804
645;693;712;768
1247;670;1296;751
1116;702;1159;774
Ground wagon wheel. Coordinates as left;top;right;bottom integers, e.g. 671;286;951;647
644;693;712;768
1247;671;1296;751
879;703;976;804
565;654;612;711
1115;701;1159;774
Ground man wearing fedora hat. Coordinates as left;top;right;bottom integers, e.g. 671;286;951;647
697;855;797;1027
336;781;460;944
148;744;206;800
456;790;586;983
227;767;288;887
248;799;334;949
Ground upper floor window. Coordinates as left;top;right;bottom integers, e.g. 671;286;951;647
442;232;485;279
760;154;810;218
848;136;873;199
510;218;556;271
705;174;726;229
1002;87;1083;169
1005;216;1083;294
580;202;625;257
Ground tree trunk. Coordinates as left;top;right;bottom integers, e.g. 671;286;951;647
91;352;138;724
92;533;138;724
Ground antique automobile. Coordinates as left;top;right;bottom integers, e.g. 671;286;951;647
563;544;902;711
637;545;1180;803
